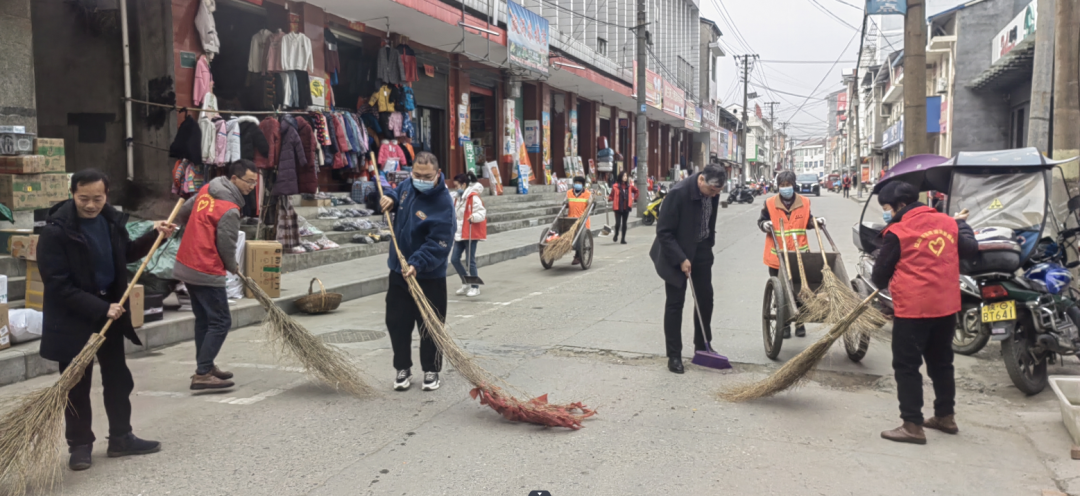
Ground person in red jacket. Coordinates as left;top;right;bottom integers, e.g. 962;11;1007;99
871;181;977;445
607;171;638;244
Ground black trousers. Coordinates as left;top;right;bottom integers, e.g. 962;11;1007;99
386;271;445;372
843;187;850;198
58;333;133;447
663;246;714;357
892;315;956;424
613;210;630;239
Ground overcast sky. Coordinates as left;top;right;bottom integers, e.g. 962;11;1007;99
701;0;966;142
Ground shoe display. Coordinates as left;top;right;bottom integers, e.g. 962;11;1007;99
422;372;440;391
394;369;412;391
106;432;162;458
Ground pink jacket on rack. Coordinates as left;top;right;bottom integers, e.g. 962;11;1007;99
378;142;406;170
194;55;212;107
213;119;227;165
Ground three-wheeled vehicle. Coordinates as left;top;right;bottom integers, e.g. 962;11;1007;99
851;148;1080;395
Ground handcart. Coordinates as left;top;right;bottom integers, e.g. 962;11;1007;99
762;221;869;362
538;202;596;270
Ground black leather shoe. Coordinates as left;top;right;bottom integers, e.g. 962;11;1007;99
783;327;792;339
795;325;807;337
107;432;161;458
668;357;685;374
69;444;92;471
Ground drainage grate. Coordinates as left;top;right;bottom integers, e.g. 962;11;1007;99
319;330;386;344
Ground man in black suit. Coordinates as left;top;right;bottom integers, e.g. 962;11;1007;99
650;163;726;374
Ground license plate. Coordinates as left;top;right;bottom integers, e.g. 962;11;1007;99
981;300;1016;323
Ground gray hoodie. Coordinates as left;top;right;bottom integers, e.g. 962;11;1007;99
174;176;246;287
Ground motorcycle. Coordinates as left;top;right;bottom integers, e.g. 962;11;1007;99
641;186;667;226
727;185;755;204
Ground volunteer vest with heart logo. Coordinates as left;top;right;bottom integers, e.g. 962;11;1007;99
882;205;961;319
176;184;240;277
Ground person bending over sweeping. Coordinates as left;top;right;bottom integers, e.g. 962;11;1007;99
871;181;977;445
566;176;591;265
452;171;487;297
175;160;258;391
757;170;825;338
38;169;177;471
650;164;725;374
379;151;456;392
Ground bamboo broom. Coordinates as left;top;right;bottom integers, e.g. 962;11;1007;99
371;154;595;428
784;220;817;309
0;198;185;495
801;217;888;335
718;291;880;402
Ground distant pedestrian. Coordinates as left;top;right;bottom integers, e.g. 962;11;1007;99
452;171;486;298
842;175;852;198
379;151;455;392
872;182;977;445
608;171;638;244
39;169;176;471
566;176;592;265
650;164;725;374
175;160;258;391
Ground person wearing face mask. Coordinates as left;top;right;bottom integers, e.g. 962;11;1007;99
871;181;977;445
451;171;486;297
565;176;592;265
607;171;638;244
379;152;456;392
757;170;825;338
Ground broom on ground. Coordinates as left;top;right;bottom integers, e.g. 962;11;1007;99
372;155;595;428
0;198;185;496
800;217;888;336
540;202;591;265
239;277;373;397
718;290;879;402
780;219;817;310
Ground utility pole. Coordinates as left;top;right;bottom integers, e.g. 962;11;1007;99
1052;0;1080;182
903;0;928;157
736;54;758;185
764;101;779;170
1027;0;1055;152
635;0;649;214
854;15;867;198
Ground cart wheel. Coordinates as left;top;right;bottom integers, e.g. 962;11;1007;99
578;230;594;270
762;277;788;360
842;327;871;362
539;229;553;270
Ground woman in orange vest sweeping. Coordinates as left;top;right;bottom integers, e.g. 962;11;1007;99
566;176;591;265
872;181;977;445
757;170;825;338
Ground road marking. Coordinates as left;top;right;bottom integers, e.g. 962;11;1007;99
173;361;306;373
136;378;307;406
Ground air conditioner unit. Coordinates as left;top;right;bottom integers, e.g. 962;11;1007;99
936;77;948;94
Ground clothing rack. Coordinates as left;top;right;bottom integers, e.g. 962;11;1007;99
124;97;326;115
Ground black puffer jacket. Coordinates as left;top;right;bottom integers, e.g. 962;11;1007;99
273;114;305;196
37;201;158;363
238;116;269;161
168;114;203;164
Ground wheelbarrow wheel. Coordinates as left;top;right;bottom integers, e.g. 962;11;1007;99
842;327;871;362
577;229;594;270
539;228;554;270
762;277;788;360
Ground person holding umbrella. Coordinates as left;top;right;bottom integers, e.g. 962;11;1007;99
871;181;977;444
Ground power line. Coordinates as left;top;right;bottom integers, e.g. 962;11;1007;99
785;29;859;135
806;0;860;32
760;60;859;64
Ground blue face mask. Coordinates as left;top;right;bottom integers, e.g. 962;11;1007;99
883;211;893;223
413;178;435;192
573;184;584;193
779;187;794;199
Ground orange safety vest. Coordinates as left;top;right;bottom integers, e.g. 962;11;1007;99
567;189;592;229
763;194;811;270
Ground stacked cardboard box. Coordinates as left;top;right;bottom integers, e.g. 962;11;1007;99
0;138;67;211
33;138;65;173
10;234;37;261
0;303;9;351
130;284;145;328
25;261;42;311
245;241;282;298
0;229;31;254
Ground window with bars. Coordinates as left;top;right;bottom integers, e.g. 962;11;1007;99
597;38;607;56
677;56;692;91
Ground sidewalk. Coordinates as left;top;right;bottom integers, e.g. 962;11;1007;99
0;211;641;386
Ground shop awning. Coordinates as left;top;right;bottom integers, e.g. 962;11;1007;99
968;35;1036;91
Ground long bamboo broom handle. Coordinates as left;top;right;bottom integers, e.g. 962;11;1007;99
777;218;793;281
811;216;830;270
369;152;411;273
790;228;809;289
97;197;186;339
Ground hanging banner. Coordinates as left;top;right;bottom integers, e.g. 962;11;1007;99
569;110;578;154
309;76;327;107
542;111;552;172
524;120;540;153
663;83;685;118
458;104;470;143
645;70;663;109
508;1;550;76
866;0;906;15
685;101;700;131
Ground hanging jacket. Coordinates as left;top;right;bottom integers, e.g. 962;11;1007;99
224;117;242;163
248;29;273;73
388;112;403;137
194;0;220;59
454;182;487;241
401;112;415;138
238;116;268;161
376;45;405;84
194;55;212;107
273;114;306;196
175;177;245;287
213;118;228;165
257;116;280;169
369;85;395;112
360;112;384;137
199;114;216;165
296;116;318;194
401;86;416;111
378;141;406;169
169;114;203;164
266;31;285;73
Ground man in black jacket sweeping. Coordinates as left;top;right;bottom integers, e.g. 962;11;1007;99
650;164;725;373
38;170;176;471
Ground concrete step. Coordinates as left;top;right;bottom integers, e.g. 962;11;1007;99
486;205;564;224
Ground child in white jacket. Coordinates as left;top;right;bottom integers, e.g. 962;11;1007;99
452;172;487;297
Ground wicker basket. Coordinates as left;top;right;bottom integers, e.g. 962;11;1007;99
295;278;342;314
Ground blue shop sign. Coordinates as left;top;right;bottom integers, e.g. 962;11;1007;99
883;119;904;149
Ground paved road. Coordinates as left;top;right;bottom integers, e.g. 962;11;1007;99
2;190;1078;495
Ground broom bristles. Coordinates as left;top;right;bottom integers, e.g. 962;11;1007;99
242;277;374;397
719;291;878;402
540;213;587;264
0;333;106;495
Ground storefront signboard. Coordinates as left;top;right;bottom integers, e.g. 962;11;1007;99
524;120;540;153
866;0;906;15
882;118;903;149
645;70;662;109
180;51;197;69
508;1;550;76
992;0;1036;64
663;81;684;118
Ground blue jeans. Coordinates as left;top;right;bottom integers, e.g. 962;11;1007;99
187;284;232;375
451;240;479;287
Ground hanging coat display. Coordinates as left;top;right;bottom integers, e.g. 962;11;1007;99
273;115;305;196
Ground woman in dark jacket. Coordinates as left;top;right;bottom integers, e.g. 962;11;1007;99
273;114;306;196
38;170;176;470
607;171;638;244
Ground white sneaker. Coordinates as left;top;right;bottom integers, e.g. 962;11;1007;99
393;369;411;391
455;284;469;295
466;287;481;297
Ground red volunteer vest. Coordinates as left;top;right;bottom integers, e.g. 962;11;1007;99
882;205;961;319
461;192;487;241
176;184;240;277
